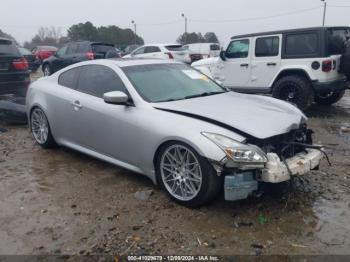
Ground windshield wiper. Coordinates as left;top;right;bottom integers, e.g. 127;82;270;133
183;91;226;100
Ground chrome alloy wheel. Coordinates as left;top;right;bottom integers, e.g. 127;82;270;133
31;108;49;144
160;145;202;201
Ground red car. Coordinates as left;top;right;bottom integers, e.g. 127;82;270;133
31;46;57;63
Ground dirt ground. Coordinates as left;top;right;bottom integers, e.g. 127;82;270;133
0;71;350;256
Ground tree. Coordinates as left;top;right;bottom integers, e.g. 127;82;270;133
204;32;219;43
67;22;98;41
177;32;206;45
23;26;65;49
67;22;144;47
177;32;219;45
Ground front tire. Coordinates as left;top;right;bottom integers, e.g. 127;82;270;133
30;107;56;148
156;142;222;207
314;90;345;105
272;75;314;111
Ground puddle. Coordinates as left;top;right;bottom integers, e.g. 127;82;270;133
313;198;350;253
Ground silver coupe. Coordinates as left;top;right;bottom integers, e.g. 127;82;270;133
26;59;323;207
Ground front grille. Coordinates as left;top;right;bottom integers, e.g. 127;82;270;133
252;125;313;160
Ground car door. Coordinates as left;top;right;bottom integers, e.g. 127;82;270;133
51;45;70;72
250;35;281;90
218;38;252;89
131;46;146;58
69;64;140;166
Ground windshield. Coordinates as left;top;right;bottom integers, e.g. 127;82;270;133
165;45;187;51
18;47;32;55
122;63;225;103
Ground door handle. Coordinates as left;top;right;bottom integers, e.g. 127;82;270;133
267;62;277;66
240;63;249;67
71;100;82;109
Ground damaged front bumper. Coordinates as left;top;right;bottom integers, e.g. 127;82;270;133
222;148;323;201
258;149;323;183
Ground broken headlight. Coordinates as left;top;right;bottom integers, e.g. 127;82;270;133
202;132;267;165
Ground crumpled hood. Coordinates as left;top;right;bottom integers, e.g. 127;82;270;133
154;92;307;140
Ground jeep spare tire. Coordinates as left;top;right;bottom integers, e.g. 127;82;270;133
272;75;313;111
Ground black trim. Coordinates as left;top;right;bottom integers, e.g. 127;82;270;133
154;107;256;141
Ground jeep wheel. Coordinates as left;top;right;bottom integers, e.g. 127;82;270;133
272;76;314;111
43;64;51;76
314;90;345;105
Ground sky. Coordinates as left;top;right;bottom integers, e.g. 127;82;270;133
1;0;350;47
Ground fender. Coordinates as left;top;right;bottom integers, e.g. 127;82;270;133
269;66;316;88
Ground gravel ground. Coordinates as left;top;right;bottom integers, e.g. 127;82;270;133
0;71;350;256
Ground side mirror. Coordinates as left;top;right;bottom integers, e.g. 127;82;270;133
103;91;130;105
219;50;226;61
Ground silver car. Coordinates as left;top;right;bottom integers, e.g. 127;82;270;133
26;59;323;207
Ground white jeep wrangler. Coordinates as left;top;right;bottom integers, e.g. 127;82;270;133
192;27;349;110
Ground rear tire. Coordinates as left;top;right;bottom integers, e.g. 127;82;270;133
30;107;56;148
272;75;314;111
314;90;345;105
155;141;222;208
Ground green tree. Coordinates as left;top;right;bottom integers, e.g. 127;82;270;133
204;32;219;43
67;21;99;41
177;32;206;45
67;22;144;47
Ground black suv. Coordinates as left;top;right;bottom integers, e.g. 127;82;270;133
42;41;119;76
0;38;30;97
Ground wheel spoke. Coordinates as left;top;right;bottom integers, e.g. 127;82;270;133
160;145;202;201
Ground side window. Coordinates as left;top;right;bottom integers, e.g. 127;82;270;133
66;43;78;54
285;33;319;57
56;46;67;56
133;47;146;55
145;46;161;53
77;65;126;98
255;36;280;57
226;39;250;59
58;67;79;89
76;43;90;53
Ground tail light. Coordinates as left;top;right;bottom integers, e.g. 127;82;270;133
165;52;174;59
12;58;28;71
85;52;94;60
322;60;332;72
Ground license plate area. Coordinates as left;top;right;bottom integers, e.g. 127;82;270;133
0;63;9;71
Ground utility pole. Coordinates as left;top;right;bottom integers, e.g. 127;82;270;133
321;0;327;26
181;13;188;44
181;13;187;34
131;20;137;45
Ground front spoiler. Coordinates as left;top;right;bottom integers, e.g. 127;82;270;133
259;149;323;183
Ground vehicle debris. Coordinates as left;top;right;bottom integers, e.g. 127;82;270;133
0;96;27;124
134;190;154;201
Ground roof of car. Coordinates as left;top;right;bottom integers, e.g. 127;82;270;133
230;26;350;39
0;37;12;42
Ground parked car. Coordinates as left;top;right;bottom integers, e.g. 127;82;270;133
18;47;40;73
41;41;118;76
26;59;323;207
0;37;30;97
122;44;141;56
31;46;57;63
184;43;221;62
124;44;191;64
192;27;350;110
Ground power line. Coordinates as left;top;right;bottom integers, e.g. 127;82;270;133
189;6;322;24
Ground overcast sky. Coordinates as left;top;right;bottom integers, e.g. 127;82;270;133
1;0;350;46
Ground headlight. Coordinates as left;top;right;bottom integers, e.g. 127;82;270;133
202;132;267;164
